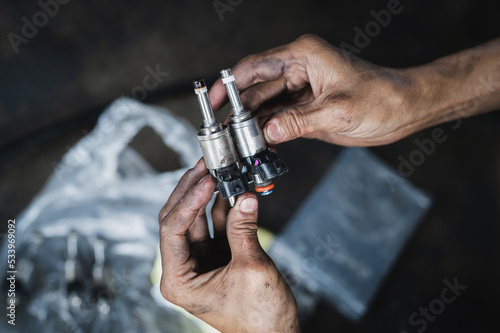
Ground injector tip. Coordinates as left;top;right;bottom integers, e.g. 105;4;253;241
193;78;206;89
220;68;233;78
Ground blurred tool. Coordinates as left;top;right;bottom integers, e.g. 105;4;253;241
0;98;209;333
91;238;112;332
17;232;43;286
193;78;249;206
220;68;288;195
92;238;106;286
65;231;84;312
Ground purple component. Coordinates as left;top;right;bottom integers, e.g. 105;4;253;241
254;160;260;166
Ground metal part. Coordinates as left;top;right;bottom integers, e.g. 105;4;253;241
220;68;244;115
193;79;217;127
230;114;267;157
220;68;289;195
92;238;105;285
65;230;83;313
17;232;43;285
198;126;238;170
65;230;78;283
193;78;249;205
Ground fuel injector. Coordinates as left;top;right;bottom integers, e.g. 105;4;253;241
220;68;289;195
193;78;249;206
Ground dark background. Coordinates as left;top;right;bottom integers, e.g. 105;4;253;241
1;0;499;332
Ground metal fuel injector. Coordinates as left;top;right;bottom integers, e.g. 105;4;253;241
220;68;289;195
193;78;249;206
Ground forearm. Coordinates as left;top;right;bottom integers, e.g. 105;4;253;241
405;38;500;132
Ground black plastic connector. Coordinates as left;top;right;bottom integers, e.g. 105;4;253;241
214;164;250;199
243;149;289;185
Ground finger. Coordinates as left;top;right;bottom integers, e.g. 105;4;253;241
239;77;287;112
209;44;294;112
211;192;230;236
226;193;265;260
230;46;293;92
188;200;210;243
263;101;323;144
302;131;375;147
265;90;362;144
255;87;315;122
158;158;206;222
208;77;228;112
159;174;216;276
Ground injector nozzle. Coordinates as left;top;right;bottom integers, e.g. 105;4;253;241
193;78;249;206
220;68;289;195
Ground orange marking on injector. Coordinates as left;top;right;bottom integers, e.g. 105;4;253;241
255;183;275;193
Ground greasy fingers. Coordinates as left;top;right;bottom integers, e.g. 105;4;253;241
158;158;206;222
225;193;263;259
209;33;414;148
209;43;295;111
211;192;230;236
263;103;322;144
187;199;210;243
239;77;288;112
159;173;215;278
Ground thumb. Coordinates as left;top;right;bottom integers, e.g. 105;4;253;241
226;193;263;259
263;103;318;144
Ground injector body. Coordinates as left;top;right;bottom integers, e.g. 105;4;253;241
193;79;249;206
220;68;288;195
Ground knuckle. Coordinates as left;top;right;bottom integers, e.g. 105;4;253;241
160;282;176;302
238;54;260;84
241;53;256;64
283;107;308;137
296;33;320;45
158;208;167;224
229;220;258;237
177;168;195;187
160;278;188;305
182;166;197;179
158;204;176;225
240;54;258;71
158;217;171;235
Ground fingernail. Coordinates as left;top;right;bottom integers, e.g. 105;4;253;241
239;197;257;213
265;121;283;143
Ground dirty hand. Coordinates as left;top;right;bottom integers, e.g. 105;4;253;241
209;34;416;146
210;34;500;147
158;158;300;333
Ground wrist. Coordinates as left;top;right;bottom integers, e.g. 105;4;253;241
396;65;449;136
401;41;500;134
366;66;426;143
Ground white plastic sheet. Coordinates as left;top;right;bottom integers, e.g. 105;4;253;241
0;98;216;332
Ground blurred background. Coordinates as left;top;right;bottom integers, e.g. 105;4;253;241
1;0;499;332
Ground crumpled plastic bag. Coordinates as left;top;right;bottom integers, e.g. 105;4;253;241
0;97;217;333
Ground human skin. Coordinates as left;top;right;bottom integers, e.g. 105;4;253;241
159;34;500;332
209;34;500;147
158;159;300;333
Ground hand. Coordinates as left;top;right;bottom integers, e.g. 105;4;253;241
209;34;419;147
158;158;300;333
